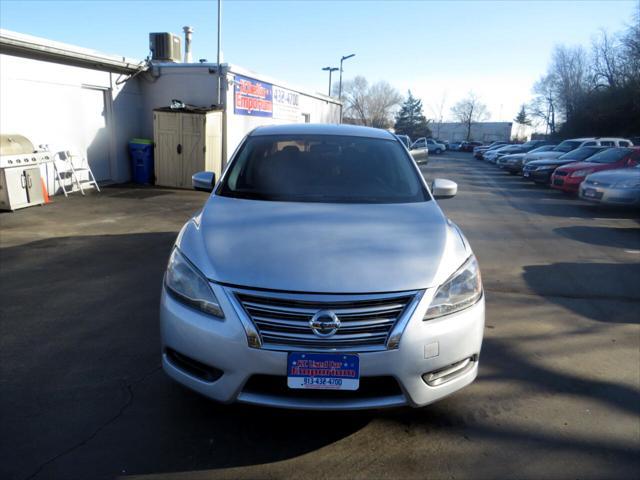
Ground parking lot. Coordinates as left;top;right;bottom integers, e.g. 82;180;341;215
1;151;638;480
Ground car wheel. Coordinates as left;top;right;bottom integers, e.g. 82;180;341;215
435;148;442;154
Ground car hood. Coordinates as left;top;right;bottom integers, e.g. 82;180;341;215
525;151;565;161
503;153;525;161
527;158;580;167
586;167;640;182
556;161;608;173
176;195;470;293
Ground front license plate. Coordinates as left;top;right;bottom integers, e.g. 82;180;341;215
583;188;597;198
287;352;360;390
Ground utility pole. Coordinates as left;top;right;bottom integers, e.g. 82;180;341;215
216;0;222;105
338;53;355;122
322;66;338;96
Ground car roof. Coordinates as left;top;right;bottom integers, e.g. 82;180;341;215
564;137;630;142
249;123;396;140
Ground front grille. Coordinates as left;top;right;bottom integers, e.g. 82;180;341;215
232;289;418;351
584;179;611;187
553;178;564;186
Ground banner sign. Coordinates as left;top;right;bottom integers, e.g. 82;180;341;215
234;75;273;117
273;86;300;122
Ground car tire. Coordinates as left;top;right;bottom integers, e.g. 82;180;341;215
435;149;442;154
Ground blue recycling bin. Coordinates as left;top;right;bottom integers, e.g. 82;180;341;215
128;138;154;184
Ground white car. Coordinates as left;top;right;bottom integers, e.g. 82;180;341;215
160;124;484;410
412;138;446;155
524;137;634;164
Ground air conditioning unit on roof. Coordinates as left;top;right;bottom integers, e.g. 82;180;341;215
149;33;182;63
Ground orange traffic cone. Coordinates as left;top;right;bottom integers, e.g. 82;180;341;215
41;178;50;203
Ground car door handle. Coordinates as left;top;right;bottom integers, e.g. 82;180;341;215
177;144;182;154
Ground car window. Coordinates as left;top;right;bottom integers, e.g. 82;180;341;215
529;145;557;154
558;146;604;161
582;141;597;146
584;147;632;163
618;141;630;147
599;141;615;146
218;134;429;204
554;140;583;152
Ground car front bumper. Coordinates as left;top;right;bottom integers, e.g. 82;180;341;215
523;168;555;183
504;163;523;173
550;175;581;192
579;184;640;206
160;284;485;410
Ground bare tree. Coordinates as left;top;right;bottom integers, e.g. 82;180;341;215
368;81;403;128
620;5;640;84
339;76;402;128
591;30;623;89
548;45;589;121
450;93;489;141
340;76;369;125
529;74;556;134
428;91;447;138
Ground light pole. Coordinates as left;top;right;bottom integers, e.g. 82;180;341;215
338;53;355;122
216;0;222;104
322;66;338;96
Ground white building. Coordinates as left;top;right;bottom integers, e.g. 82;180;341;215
430;122;514;143
0;29;341;191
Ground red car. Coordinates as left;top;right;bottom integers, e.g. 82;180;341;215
550;147;640;193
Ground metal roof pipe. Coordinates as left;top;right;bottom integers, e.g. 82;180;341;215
183;26;193;63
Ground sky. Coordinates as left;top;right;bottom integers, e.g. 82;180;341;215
1;0;638;124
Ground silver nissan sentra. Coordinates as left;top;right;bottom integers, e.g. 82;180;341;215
160;124;484;409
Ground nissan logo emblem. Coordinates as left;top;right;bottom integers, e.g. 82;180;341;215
309;310;341;337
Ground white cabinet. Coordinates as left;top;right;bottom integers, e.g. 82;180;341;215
0;166;45;211
153;109;223;188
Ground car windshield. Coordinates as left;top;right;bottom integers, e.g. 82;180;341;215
585;147;633;163
558;146;604;161
554;140;583;152
218;134;429;204
529;145;556;154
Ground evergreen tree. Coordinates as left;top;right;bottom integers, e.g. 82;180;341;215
514;104;532;141
514;105;532;126
394;91;432;140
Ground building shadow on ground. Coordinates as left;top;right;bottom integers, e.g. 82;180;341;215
554;225;640;250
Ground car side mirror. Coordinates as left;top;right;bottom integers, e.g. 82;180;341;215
431;178;458;199
192;171;216;192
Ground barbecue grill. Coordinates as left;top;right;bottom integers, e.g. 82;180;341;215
0;134;51;211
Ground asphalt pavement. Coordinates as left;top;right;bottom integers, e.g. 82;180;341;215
1;152;638;480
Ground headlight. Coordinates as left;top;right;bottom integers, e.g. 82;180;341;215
612;179;640;189
165;248;224;318
571;169;593;177
424;256;483;320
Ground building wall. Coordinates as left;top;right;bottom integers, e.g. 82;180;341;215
430;122;514;142
137;64;222;139
0;54;143;189
138;64;341;168
0;48;341;191
224;69;341;165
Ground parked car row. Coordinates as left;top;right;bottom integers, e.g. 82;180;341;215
477;137;640;207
